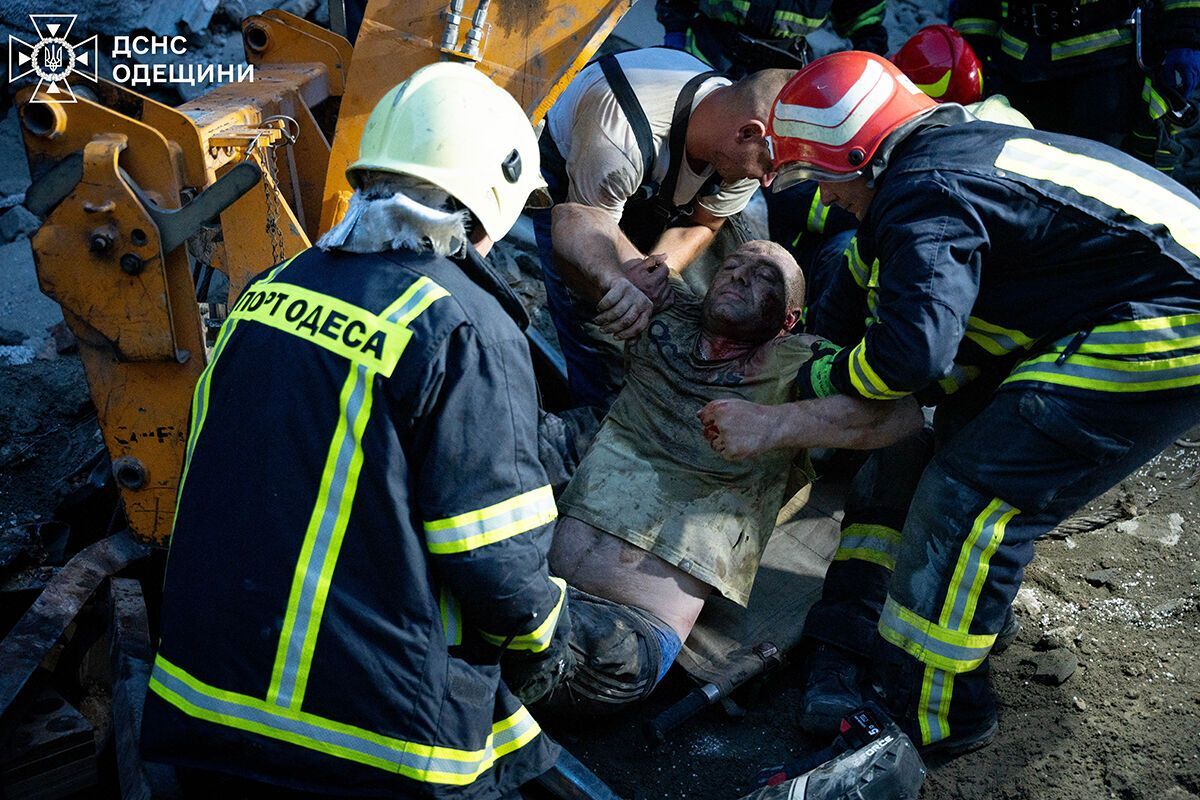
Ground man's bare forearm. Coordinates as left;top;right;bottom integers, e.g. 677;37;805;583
651;223;718;271
551;203;642;303
774;395;924;450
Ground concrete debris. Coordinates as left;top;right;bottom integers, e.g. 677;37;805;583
1085;568;1120;589
1038;625;1079;652
1072;696;1087;711
0;205;39;245
1117;513;1184;547
0;328;28;346
1026;650;1079;686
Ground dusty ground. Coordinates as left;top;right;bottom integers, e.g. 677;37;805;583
542;438;1200;800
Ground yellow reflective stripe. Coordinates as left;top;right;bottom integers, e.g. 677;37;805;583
1164;0;1200;8
267;276;449;710
1005;349;1200;392
773;7;826;29
1077;314;1200;355
383;276;452;327
834;523;900;570
1143;78;1169;120
995;138;1200;259
846;238;871;289
915;69;952;99
1051;27;1131;60
229;282;414;377
940;498;1018;633
479;577;567;653
964;316;1036;355
1000;30;1029;58
441;587;463;647
844;0;886;34
808;190;831;234
175;256;297;520
424;485;557;555
918;665;955;746
847;341;908;399
954;17;1000;36
938;362;981;395
149;655;540;784
878;597;997;673
268;362;377;710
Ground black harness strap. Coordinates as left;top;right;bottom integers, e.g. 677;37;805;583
598;54;721;219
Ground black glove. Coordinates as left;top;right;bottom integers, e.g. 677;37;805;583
501;599;576;705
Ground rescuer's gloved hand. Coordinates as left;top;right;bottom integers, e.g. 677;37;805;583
795;340;843;400
664;30;688;50
1161;48;1200;99
501;603;575;705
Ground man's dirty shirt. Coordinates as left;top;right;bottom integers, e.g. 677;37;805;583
558;279;813;606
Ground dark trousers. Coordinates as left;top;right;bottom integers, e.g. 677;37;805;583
806;385;1200;746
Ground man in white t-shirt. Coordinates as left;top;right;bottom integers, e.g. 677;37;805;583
531;47;794;408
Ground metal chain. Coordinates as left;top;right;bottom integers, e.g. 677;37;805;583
248;115;300;267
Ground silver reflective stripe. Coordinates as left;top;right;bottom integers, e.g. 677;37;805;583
273;363;373;709
150;660;538;781
879;598;993;670
1007;353;1200;388
994;138;1200;259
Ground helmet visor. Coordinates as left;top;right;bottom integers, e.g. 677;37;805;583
771;161;863;193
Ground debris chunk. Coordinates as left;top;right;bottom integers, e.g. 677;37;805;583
1085;568;1119;589
1027;651;1078;685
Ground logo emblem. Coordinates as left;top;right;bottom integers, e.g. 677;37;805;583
8;15;99;103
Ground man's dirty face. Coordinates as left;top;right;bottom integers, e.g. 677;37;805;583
701;242;795;343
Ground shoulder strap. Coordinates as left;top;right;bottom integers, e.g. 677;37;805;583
598;54;658;196
660;69;721;209
599;53;723;206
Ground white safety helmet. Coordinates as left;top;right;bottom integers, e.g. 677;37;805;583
348;62;549;242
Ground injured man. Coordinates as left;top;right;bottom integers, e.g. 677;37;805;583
525;205;922;713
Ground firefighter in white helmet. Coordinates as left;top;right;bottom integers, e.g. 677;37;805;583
143;62;570;797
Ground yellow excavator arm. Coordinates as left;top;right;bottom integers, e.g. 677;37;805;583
15;0;632;543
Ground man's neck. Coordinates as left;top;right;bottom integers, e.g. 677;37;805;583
696;331;763;361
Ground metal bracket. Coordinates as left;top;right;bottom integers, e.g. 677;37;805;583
127;161;261;254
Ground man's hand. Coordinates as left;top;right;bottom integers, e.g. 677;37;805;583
698;399;786;461
594;277;654;340
621;253;674;311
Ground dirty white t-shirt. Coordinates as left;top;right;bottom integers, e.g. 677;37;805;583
545;48;759;223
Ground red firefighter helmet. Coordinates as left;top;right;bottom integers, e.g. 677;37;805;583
768;51;937;188
893;24;984;105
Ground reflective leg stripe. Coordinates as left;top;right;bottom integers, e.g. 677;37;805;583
953;17;1000;37
994;138;1200;259
423;485;557;555
847;340;909;400
267;276;450;710
441;587;463;647
1000;30;1028;59
878;596;996;673
148;656;541;784
1163;0;1200;7
965;316;1035;356
175;257;297;517
940;498;1019;633
480;576;567;653
1050;27;1132;61
833;523;901;570
1005;349;1200;392
269;363;376;709
918;665;955;745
